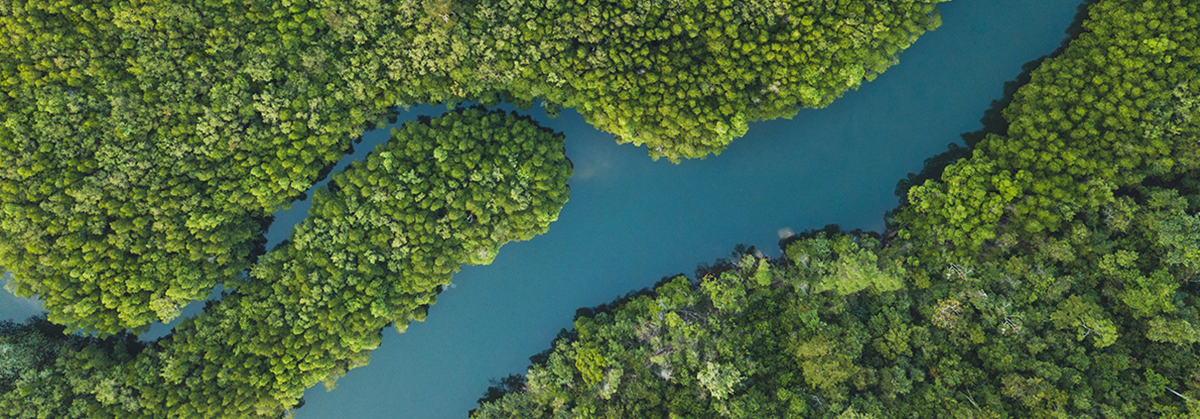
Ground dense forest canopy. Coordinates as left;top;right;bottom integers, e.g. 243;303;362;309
0;108;572;418
0;316;143;418
471;0;1200;417
0;0;396;334
458;0;949;161
17;0;1191;417
900;0;1200;253
0;0;945;333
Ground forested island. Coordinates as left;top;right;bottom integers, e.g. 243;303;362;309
1;0;1195;418
470;0;1200;417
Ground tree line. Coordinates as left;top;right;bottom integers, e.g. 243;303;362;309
0;108;572;418
471;0;1200;417
0;0;946;334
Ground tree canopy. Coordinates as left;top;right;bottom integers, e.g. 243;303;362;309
475;179;1200;417
899;0;1200;254
0;0;406;334
0;107;571;418
459;0;949;161
472;0;1200;417
0;0;948;334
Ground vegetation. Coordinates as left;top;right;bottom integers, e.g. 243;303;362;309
472;0;1200;417
900;0;1200;253
11;0;1195;417
0;317;142;419
0;0;943;333
0;108;571;418
462;0;949;162
473;199;1200;417
0;0;404;334
471;239;909;418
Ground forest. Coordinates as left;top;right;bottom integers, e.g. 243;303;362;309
0;107;572;417
470;0;1200;417
0;0;945;413
0;0;945;335
2;0;1195;417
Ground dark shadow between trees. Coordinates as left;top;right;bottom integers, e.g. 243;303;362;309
777;224;881;253
891;0;1097;208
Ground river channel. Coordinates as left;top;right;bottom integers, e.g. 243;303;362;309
0;0;1083;417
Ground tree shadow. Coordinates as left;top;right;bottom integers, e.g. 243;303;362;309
694;244;761;279
777;224;880;253
472;373;528;409
470;272;687;413
891;0;1097;207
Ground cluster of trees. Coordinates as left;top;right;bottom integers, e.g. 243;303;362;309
0;108;571;418
0;0;410;334
899;0;1200;253
475;189;1200;417
474;202;1200;417
459;0;949;161
0;0;947;415
0;316;143;418
0;0;946;334
470;236;911;418
0;316;133;395
472;0;1200;417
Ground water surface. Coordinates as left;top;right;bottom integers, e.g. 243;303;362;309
295;1;1083;417
0;0;1083;417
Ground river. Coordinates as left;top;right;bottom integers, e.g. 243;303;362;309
0;0;1083;417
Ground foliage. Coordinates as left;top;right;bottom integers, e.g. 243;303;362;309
0;0;421;334
13;0;1200;417
475;185;1200;416
0;0;949;415
785;233;904;296
474;1;1200;417
0;108;570;418
118;108;568;418
0;316;142;418
463;0;950;161
899;0;1200;254
0;316;77;393
470;240;895;418
0;0;948;334
0;0;948;413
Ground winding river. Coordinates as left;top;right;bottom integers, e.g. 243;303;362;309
0;0;1083;417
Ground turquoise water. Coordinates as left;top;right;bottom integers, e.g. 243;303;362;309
0;275;41;323
0;0;1083;417
295;1;1083;417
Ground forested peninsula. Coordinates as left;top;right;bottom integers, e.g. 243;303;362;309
0;0;947;416
9;0;1191;418
1;107;572;417
471;0;1200;417
0;0;944;335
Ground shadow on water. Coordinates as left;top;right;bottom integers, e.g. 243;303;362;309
470;227;884;411
892;0;1098;206
471;373;527;412
468;1;1102;410
776;224;882;252
468;266;707;415
467;269;689;414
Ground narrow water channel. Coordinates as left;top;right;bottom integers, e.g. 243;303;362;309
294;0;1084;417
0;0;1083;417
